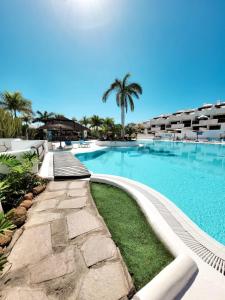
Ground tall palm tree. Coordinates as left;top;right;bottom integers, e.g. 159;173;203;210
90;115;103;135
80;116;90;127
102;73;142;139
34;110;55;122
0;91;32;118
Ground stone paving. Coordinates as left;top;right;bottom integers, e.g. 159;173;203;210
0;180;133;300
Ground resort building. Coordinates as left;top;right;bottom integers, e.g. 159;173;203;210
143;101;225;140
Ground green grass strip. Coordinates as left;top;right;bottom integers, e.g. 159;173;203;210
90;182;173;290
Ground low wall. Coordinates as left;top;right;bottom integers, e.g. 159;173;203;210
96;140;139;147
0;139;48;174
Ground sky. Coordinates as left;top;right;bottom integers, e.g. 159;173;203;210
1;0;225;124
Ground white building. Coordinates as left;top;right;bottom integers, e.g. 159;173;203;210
143;101;225;140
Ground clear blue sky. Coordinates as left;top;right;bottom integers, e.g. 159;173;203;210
1;0;225;123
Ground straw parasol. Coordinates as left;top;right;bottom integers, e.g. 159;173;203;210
39;123;74;148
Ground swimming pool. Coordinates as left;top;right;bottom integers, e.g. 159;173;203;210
76;141;225;245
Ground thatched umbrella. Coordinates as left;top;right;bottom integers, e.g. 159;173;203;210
39;123;74;148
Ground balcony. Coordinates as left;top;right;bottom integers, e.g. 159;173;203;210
171;124;184;129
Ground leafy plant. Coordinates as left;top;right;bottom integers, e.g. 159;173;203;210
0;212;15;234
0;109;22;138
0;152;39;210
0;212;15;272
0;254;7;272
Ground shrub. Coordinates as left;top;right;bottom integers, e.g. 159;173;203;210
0;109;22;138
0;153;46;211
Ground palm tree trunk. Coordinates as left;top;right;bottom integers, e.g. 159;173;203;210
121;105;125;139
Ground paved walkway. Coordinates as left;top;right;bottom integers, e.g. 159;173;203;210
0;180;133;300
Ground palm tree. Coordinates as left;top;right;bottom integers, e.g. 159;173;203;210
102;73;142;139
0;91;32;118
103;117;115;129
80;116;90;127
90;115;103;135
34;110;55;123
21;113;33;140
72;117;77;122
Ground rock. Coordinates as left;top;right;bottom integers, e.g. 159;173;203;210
20;200;32;210
23;192;33;200
7;207;27;227
32;185;46;195
0;230;13;247
81;235;116;267
79;263;129;300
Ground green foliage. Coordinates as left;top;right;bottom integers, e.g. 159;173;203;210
0;91;32;118
0;212;15;272
0;254;7;272
34;110;55;123
0;153;40;210
0;109;22;138
0;212;15;234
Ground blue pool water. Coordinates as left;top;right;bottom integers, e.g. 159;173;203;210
76;141;225;245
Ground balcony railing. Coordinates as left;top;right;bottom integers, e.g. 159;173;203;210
171;124;184;129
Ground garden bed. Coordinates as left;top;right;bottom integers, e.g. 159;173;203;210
91;182;173;290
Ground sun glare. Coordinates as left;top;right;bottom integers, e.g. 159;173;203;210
52;0;115;30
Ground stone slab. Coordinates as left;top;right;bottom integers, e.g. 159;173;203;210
66;210;102;239
8;224;52;269
40;190;65;200
51;219;68;248
33;199;59;212
68;181;87;190
2;287;49;300
57;197;87;209
25;212;61;228
81;235;116;267
48;181;68;191
78;263;129;300
67;189;87;198
29;248;75;283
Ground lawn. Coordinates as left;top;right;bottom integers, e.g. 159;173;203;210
90;182;173;291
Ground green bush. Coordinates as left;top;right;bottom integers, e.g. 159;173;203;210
0;153;46;211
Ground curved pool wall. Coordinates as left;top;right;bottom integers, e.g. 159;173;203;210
76;141;225;246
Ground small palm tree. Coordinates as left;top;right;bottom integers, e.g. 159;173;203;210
80;116;90;127
103;117;115;129
34;110;55;123
90;115;103;135
102;73;142;139
0;91;32;118
21;113;33;140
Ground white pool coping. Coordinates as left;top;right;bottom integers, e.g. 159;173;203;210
91;174;225;299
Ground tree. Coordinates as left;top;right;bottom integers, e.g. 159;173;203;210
0;91;32;118
103;117;115;129
72;117;77;122
102;73;142;139
34;110;55;123
90;115;103;136
80;116;90;127
21;113;33;140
